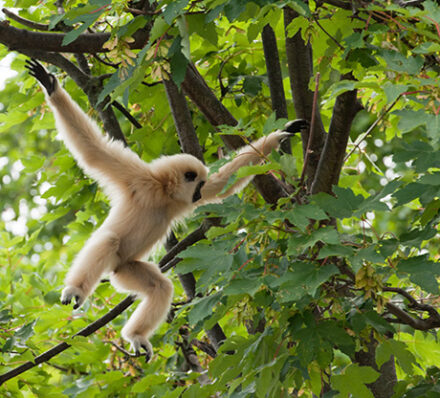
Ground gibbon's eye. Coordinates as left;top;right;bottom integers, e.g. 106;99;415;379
184;171;197;182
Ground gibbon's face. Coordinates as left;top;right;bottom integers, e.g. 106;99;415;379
153;154;208;205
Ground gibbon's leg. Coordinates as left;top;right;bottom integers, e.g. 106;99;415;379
110;260;174;360
61;230;120;309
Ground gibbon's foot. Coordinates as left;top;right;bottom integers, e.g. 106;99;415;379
25;58;57;95
61;286;86;310
128;336;153;363
283;119;310;135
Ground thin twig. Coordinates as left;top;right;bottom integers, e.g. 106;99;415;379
313;15;345;51
300;72;320;186
344;95;401;162
2;8;50;31
111;101;142;129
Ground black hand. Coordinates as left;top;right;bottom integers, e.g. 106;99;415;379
25;58;57;95
283;119;310;134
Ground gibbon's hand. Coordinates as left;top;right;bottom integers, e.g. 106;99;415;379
283;119;309;135
25;58;57;95
61;286;86;310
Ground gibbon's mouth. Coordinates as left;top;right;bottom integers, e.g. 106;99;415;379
192;181;205;203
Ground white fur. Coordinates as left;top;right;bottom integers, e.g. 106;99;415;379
47;82;287;358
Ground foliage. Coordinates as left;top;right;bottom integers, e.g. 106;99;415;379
1;0;440;397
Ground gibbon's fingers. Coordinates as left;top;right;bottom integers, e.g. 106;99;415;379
25;58;57;95
283;119;310;135
60;286;86;309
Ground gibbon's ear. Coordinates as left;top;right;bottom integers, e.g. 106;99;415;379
25;58;57;96
283;119;309;135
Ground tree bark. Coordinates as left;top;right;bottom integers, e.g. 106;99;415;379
261;24;290;153
284;7;326;185
311;74;361;194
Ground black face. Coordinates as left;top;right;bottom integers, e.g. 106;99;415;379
185;171;197;182
192;181;205;203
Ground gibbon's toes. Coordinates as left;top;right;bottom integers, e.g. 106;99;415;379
141;344;152;362
129;336;153;362
283;119;310;135
61;286;85;309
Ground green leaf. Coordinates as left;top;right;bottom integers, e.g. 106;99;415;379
314;187;364;219
397;255;440;293
149;16;169;42
236;162;280;179
350;310;395;334
163;0;189;25
243;76;262;96
393;182;425;206
22;155;45;172
224;0;247;22
223;278;261;297
187;14;218;46
269;262;338;302
420;199;440;226
412;42;440;54
15;320;36;341
170;50;189;87
332;364;380;398
379;50;423;74
287;226;340;255
376;340;416;375
394;109;428;133
187;292;222;325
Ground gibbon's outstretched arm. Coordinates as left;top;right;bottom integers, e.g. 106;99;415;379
25;59;150;195
200;119;309;202
26;58;308;361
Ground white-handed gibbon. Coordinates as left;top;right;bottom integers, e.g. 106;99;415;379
26;59;307;360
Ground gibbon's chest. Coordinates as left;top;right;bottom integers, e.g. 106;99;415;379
112;204;173;260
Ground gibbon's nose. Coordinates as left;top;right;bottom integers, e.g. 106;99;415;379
192;181;205;202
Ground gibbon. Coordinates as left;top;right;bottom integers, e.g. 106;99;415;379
26;59;307;360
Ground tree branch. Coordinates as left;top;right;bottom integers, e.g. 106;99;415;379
2;8;52;31
261;24;290;153
111;101;142;129
181;64;243;149
311;73;361;194
283;6;326;185
383;287;440;330
0;21;149;53
0;296;136;386
163;77;205;162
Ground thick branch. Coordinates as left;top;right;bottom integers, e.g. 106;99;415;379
181;64;243;149
261;24;290;153
163;77;205;162
384;287;440;330
178;327;210;385
0;21;149;53
284;7;326;185
311;74;360;194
